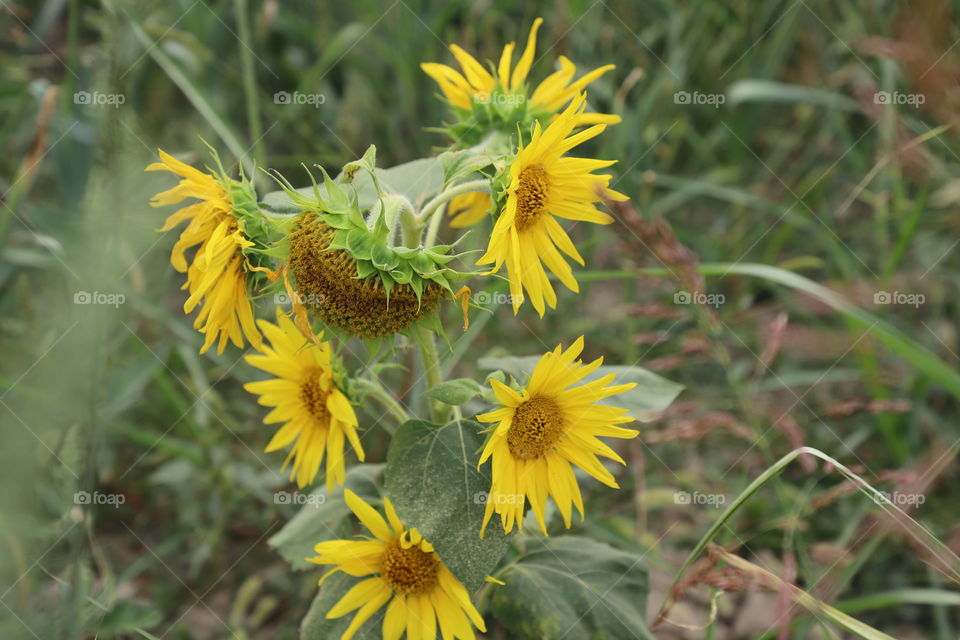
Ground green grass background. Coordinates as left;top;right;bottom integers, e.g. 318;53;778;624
2;0;960;637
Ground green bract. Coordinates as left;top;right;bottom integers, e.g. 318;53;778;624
439;82;554;148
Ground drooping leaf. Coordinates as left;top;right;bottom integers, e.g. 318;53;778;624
478;356;683;422
491;536;650;640
384;420;510;591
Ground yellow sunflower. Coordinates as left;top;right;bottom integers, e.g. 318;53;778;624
476;337;638;536
421;18;619;126
243;311;363;489
147;149;262;354
476;93;628;316
308;490;487;640
447;191;491;228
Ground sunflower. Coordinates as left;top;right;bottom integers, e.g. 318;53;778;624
447;191;491;228
421;17;620;126
286;213;446;338
476;337;638;536
243;311;363;489
147;149;262;354
476;93;628;316
308;490;487;640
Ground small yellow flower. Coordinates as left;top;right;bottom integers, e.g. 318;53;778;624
308;490;487;640
447;191;491;228
476;93;628;316
147;149;262;354
422;18;620;126
244;311;363;489
476;337;638;536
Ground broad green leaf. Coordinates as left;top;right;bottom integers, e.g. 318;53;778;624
491;536;651;640
268;464;384;570
262;156;446;213
376;157;445;204
478;356;683;422
383;420;510;591
300;572;381;640
424;378;484;406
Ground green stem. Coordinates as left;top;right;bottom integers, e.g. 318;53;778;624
352;379;409;429
400;207;422;249
234;0;264;172
423;197;447;247
416;179;491;226
418;326;448;424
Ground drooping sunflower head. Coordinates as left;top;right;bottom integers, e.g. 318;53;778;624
147;149;265;354
286;212;450;339
244;310;363;489
266;154;478;341
422;18;620;146
476;93;629;317
476;337;639;536
307;490;487;640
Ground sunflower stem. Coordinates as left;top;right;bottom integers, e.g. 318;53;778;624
415;179;492;227
417;326;449;424
234;0;265;176
352;379;409;429
400;207;423;249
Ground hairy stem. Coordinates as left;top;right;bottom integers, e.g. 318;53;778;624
416;179;491;227
418;326;449;424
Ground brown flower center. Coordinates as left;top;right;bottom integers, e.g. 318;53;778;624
380;539;439;595
514;164;549;231
507;395;564;459
287;214;443;338
299;366;330;423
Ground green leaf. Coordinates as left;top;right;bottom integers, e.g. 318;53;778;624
300;572;381;640
268;464;384;570
477;356;683;422
383;420;510;591
491;536;651;640
424;378;485;406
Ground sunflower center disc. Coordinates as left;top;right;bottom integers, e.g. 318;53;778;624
299;366;330;423
514;164;549;231
507;395;563;459
381;539;439;595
